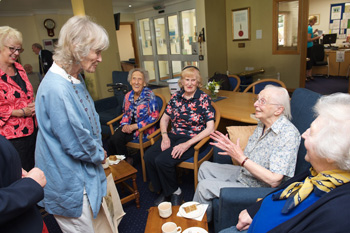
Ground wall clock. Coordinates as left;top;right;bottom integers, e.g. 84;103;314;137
44;18;56;37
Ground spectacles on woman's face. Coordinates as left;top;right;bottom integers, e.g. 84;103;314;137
253;98;280;106
5;46;24;54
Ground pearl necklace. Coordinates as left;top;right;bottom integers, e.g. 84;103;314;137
68;75;100;136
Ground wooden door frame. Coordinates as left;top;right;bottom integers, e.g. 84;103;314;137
299;0;309;88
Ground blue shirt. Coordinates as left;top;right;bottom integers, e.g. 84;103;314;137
248;190;320;233
307;25;314;48
35;62;106;218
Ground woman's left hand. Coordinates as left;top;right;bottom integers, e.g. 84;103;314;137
171;142;190;159
210;131;245;163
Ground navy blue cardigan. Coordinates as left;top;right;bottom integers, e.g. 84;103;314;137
247;170;350;232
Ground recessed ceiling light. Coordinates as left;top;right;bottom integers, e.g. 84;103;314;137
129;4;132;8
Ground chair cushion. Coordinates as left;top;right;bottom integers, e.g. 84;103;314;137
130;138;149;143
98;108;121;125
314;61;328;66
226;125;256;149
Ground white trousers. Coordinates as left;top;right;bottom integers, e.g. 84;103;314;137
54;194;95;233
193;161;246;221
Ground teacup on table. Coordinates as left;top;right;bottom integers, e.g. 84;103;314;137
162;222;182;233
158;201;172;218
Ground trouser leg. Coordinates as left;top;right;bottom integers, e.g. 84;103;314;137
107;127;133;156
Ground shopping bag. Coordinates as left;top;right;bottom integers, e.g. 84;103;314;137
92;174;126;233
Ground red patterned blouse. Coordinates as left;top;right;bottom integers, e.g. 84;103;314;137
0;62;36;139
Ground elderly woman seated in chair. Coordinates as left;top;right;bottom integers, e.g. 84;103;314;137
144;66;215;206
108;68;159;164
193;85;301;222
220;93;350;233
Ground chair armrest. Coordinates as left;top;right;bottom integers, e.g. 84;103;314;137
106;114;123;135
214;187;275;232
147;128;161;145
194;136;210;151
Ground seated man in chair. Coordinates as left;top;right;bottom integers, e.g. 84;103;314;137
193;85;301;222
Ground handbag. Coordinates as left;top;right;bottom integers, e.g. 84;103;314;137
92;174;125;233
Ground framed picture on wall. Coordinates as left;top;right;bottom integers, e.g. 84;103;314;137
232;7;251;41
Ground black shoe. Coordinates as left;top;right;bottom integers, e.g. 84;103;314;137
154;193;168;206
170;193;183;206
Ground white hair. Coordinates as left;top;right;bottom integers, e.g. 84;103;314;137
53;15;109;71
263;85;291;120
312;93;350;171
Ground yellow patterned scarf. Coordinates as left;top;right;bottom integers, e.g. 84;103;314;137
272;167;350;214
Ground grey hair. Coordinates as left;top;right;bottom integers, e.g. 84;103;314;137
312;93;350;171
32;43;42;50
0;26;22;50
263;85;292;120
127;68;149;84
53;15;109;72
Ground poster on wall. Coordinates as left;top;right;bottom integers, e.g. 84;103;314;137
331;5;342;20
232;7;250;41
43;39;57;52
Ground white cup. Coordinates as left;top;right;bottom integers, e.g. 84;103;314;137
161;222;182;233
158;201;172;218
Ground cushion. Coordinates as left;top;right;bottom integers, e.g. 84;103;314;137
226;125;256;165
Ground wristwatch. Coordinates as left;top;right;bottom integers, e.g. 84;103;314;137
44;18;56;37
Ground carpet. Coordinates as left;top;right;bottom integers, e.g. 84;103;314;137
305;76;348;95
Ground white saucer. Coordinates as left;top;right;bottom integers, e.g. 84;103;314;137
183;227;208;233
179;201;204;219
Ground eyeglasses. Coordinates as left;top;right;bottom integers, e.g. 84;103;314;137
254;98;280;106
5;46;24;54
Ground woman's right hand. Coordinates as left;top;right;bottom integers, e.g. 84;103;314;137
161;135;171;151
24;102;35;116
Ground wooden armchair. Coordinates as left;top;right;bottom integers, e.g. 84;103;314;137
106;93;166;182
147;102;221;189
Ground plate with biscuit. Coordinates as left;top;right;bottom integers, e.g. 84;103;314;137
107;155;125;165
179;201;204;219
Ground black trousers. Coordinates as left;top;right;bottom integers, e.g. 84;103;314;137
144;133;195;197
306;46;315;70
9;129;37;172
107;126;134;156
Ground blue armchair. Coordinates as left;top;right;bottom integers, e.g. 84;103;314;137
212;88;321;233
94;71;130;135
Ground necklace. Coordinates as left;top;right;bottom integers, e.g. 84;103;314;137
68;75;100;136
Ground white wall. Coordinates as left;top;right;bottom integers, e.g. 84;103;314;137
309;0;349;45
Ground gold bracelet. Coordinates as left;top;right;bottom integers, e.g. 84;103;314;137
161;132;167;135
20;108;25;117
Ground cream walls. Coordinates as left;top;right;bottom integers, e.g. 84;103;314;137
0;14;72;74
225;0;303;89
205;0;227;77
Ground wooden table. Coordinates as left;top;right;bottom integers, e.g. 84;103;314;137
104;160;140;208
144;206;208;233
152;87;257;124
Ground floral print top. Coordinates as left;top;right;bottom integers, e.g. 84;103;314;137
120;87;159;140
165;89;215;137
0;62;35;139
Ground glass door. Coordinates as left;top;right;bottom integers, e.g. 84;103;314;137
138;9;198;85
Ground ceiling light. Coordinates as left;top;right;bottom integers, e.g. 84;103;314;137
129;4;132;8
